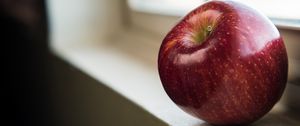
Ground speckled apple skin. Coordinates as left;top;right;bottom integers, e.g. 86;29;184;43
158;1;288;125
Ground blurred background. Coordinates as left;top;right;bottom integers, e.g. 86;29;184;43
2;0;299;126
1;0;50;126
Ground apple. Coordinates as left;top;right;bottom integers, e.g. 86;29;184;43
158;0;288;125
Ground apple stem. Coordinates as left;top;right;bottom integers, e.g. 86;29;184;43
205;25;213;38
207;25;212;32
193;25;213;44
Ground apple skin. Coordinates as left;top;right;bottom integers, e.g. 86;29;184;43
158;0;288;125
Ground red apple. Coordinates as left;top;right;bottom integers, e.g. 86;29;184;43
158;0;288;125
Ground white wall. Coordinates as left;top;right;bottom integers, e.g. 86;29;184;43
47;0;123;48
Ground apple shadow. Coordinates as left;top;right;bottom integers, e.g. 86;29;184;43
200;123;212;126
193;122;212;126
191;105;300;126
250;108;300;126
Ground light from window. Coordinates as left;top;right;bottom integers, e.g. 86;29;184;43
128;0;204;16
128;0;300;20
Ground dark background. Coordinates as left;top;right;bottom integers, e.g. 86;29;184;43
1;0;53;125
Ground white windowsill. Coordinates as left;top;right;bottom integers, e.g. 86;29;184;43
50;29;202;126
51;28;300;126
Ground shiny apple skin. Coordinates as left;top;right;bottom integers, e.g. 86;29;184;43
158;1;288;125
